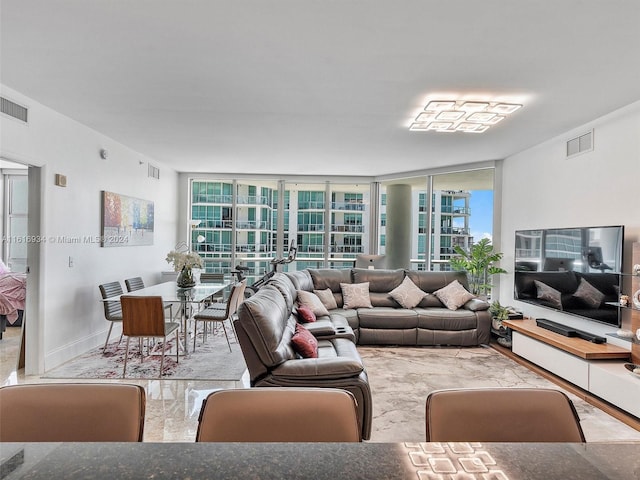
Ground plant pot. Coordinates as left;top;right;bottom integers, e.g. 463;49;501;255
491;317;504;331
176;267;196;288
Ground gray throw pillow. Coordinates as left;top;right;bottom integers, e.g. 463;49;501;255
433;280;475;310
389;276;427;309
573;278;605;308
296;290;330;316
340;282;373;309
534;280;563;310
313;288;338;310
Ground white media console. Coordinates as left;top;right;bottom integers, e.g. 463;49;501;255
504;318;640;418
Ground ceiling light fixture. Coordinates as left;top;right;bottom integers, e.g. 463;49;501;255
409;100;522;133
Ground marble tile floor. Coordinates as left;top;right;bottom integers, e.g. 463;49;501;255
3;326;640;443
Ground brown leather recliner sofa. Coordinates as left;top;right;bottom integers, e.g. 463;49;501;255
286;268;491;346
234;268;489;441
234;275;373;440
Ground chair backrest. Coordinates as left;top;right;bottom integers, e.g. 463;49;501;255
226;279;247;317
200;273;225;284
425;388;586;442
99;281;124;320
0;383;146;442
196;387;361;442
121;295;167;336
125;276;145;292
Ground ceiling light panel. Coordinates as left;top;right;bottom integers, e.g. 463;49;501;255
411;99;522;133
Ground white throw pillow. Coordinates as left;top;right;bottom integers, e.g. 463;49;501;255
296;290;330;316
433;280;474;310
389;276;427;309
340;282;373;309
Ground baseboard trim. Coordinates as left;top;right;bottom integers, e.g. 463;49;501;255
491;341;640;432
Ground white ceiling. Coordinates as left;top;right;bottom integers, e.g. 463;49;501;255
1;1;639;177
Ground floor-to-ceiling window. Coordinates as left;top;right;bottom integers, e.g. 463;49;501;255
379;169;495;271
188;170;493;282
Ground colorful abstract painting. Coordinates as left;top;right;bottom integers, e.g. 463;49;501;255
101;191;154;247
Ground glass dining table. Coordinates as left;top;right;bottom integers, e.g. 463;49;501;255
103;281;230;354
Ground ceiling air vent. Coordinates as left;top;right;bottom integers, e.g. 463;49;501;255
566;130;593;158
148;164;160;180
1;96;28;123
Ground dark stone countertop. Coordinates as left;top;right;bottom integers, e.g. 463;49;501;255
1;442;639;479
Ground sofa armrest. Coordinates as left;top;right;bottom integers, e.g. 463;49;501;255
271;358;364;380
464;298;490;311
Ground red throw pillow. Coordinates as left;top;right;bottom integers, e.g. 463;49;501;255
296;305;317;323
291;323;318;358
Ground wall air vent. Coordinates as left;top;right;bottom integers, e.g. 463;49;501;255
566;130;593;158
1;97;28;123
148;164;160;180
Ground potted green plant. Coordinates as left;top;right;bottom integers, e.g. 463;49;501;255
449;237;507;298
489;300;510;331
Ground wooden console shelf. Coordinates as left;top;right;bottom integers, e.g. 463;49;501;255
503;318;630;361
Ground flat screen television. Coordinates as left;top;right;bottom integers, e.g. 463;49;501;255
514;225;624;327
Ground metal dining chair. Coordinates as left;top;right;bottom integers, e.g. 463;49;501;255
425;387;586;442
192;280;246;352
0;383;146;442
120;295;181;378
98;281;124;353
196;387;361;442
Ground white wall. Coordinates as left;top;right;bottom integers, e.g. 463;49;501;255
1;85;180;372
499;100;640;340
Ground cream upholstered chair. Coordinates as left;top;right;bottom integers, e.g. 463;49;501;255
199;272;226;303
425;387;585;442
192;279;246;352
196;387;361;442
0;383;146;442
99;281;124;353
120;295;180;378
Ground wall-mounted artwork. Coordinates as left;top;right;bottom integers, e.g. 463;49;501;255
101;191;154;247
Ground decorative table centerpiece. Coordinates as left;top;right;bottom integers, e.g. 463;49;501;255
166;244;204;288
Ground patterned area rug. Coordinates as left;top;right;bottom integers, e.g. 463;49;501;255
42;331;247;381
360;345;640;443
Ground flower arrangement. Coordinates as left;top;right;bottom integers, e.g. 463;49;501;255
165;249;204;272
166;244;204;288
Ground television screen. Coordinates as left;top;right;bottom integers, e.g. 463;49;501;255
514;225;623;327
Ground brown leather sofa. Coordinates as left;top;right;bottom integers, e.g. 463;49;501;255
287;268;491;346
234;278;373;440
234;268;489;441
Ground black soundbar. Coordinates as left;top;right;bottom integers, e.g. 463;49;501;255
535;318;606;344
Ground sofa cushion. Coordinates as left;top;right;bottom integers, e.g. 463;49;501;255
296;305;317;323
267;273;298;311
351;268;405;292
236;285;297;368
572;277;605;308
389;276;427;308
271;339;365;380
309;268;352;292
405;270;471;294
285;269;314;291
535;280;563;310
291;323;318;358
297;290;330;316
434;280;475;310
314;288;338;310
357;307;418;329
416;308;478;330
341;282;373;309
